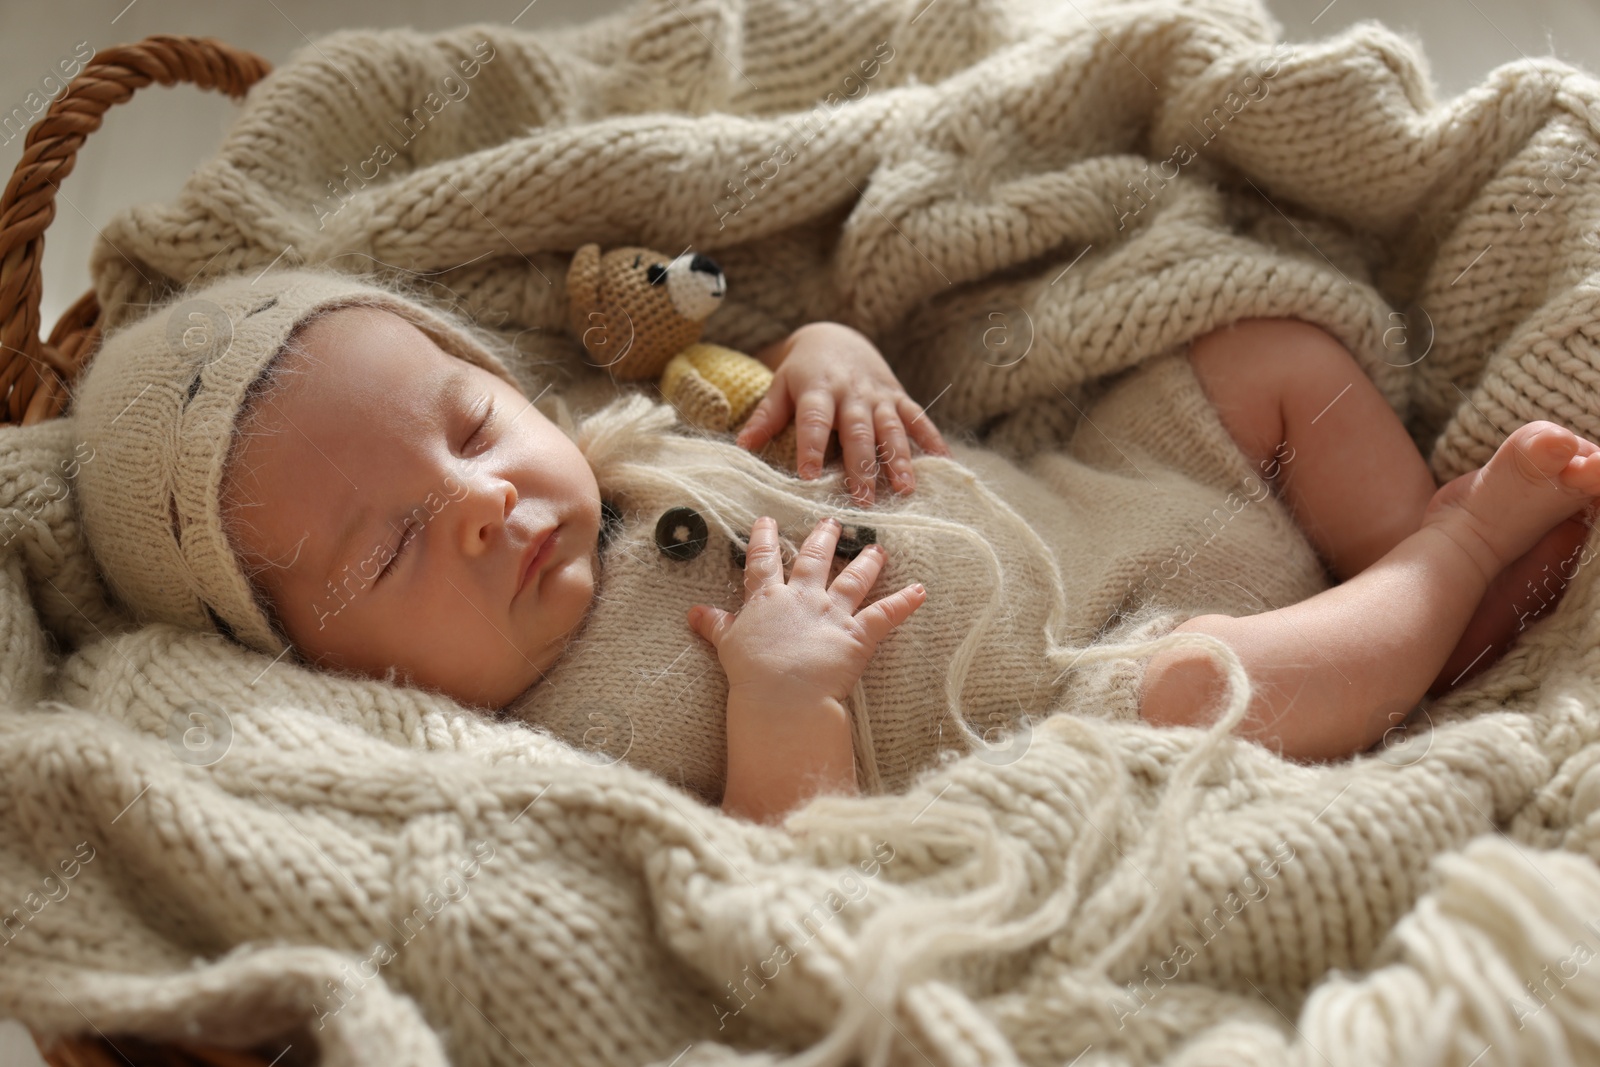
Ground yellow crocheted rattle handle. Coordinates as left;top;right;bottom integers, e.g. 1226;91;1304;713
660;343;798;469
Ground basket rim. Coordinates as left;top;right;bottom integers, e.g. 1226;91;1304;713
0;33;272;430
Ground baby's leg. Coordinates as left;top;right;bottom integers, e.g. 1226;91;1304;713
1187;318;1435;581
1140;422;1600;760
1432;509;1593;692
1188;318;1591;693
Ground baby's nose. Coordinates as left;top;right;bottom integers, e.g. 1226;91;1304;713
461;480;516;554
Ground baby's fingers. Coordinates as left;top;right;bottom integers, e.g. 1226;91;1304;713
898;395;951;458
828;542;885;607
792;517;843;586
876;401;914;495
840;398;880;506
854;582;928;645
794;389;836;480
742;516;785;595
735;387;793;452
687;604;736;648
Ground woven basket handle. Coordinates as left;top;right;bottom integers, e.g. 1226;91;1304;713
0;34;271;428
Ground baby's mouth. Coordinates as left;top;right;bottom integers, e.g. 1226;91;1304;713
516;525;559;599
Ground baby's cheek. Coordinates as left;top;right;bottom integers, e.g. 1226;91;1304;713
540;554;602;640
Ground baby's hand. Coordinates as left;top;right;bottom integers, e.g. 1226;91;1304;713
690;516;925;822
688;516;926;708
735;322;950;506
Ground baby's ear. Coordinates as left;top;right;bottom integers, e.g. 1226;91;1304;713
566;243;602;337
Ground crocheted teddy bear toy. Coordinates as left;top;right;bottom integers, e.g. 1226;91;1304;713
565;243;799;468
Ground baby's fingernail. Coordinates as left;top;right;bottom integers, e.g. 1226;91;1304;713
913;583;926;595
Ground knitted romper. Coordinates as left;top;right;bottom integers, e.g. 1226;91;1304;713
509;351;1330;803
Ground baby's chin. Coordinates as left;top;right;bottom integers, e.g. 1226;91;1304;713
493;548;602;707
301;604;594;713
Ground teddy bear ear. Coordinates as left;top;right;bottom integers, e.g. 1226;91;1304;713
566;244;602;338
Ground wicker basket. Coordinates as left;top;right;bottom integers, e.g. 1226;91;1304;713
0;34;269;429
2;31;292;1067
36;1033;303;1067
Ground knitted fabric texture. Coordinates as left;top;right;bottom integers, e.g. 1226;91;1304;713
6;1;1600;1065
71;269;521;654
514;351;1325;802
662;343;774;429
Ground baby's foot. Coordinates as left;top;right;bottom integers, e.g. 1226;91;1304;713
1422;421;1600;582
1429;511;1594;694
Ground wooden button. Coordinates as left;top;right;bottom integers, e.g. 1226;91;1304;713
655;507;708;561
835;524;877;561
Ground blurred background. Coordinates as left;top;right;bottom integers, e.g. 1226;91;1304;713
1;0;1599;334
0;0;1598;1055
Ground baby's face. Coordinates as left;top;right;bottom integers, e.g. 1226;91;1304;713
223;306;603;708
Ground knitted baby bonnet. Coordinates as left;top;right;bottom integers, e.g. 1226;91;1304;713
72;269;522;656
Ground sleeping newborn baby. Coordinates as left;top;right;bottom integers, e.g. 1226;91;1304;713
73;270;1600;824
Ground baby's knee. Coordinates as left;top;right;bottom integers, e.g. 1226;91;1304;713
1191;318;1362;452
1190;317;1353;385
1137;615;1239;729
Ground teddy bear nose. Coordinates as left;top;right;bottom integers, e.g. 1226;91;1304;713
688;254;721;276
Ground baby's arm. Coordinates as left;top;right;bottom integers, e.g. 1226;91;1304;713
688;516;926;824
738;322;950;506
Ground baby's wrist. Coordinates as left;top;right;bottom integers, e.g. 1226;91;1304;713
721;688;858;823
725;686;853;750
726;675;850;712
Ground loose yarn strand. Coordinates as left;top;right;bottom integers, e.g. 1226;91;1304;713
782;719;1136;1067
1066;627;1256;974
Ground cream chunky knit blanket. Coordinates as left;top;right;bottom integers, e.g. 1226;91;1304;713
10;0;1600;1063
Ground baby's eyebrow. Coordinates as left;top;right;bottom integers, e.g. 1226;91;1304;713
322;367;473;587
